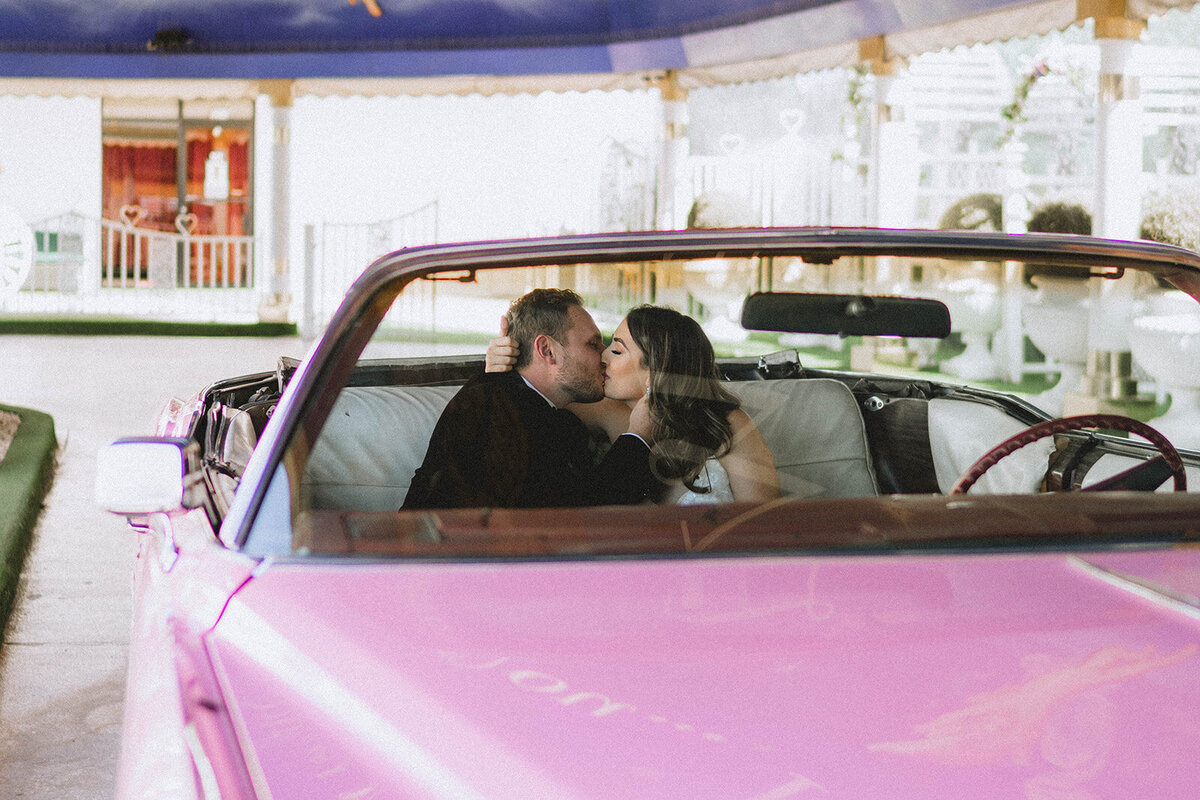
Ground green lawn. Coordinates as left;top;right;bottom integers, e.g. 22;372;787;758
0;406;57;640
0;318;297;337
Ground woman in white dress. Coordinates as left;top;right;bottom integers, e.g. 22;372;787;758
487;304;779;505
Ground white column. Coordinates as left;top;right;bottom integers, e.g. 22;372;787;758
1063;22;1145;413
1094;36;1143;241
1002;140;1032;383
655;71;690;231
870;69;919;231
850;45;914;369
856;50;919;369
259;80;294;323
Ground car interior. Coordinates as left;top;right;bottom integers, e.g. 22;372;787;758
297;364;1049;512
193;252;1200;557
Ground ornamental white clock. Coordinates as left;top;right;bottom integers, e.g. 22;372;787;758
0;204;33;295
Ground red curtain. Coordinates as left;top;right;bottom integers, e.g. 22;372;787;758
103;143;176;186
228;141;248;192
102;143;177;228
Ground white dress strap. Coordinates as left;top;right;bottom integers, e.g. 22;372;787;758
678;458;735;505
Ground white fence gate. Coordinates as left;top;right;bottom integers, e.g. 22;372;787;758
301;200;440;338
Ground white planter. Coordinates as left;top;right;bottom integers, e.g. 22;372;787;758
1022;277;1090;415
941;276;1002;381
1130;303;1200;451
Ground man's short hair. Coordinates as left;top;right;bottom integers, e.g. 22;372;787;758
506;288;584;369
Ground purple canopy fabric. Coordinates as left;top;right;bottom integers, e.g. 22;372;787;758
0;0;1072;79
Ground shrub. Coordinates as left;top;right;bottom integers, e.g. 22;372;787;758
1140;188;1200;251
938;193;1003;231
1024;201;1092;285
1027;201;1092;234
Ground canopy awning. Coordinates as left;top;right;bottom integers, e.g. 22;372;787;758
0;0;1194;97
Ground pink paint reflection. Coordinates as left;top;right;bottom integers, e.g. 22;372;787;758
871;643;1196;767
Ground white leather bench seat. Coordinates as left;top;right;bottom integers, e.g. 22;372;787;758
928;397;1047;494
296;380;1199;510
301;378;881;510
928;398;1200;493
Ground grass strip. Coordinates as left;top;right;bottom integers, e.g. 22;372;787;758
0;405;57;639
0;318;297;337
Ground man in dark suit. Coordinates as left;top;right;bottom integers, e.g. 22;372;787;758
403;288;657;509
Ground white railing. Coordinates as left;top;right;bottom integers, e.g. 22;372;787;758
916;153;1007;228
22;210;86;294
1;208;264;322
686;139;869;229
100;207;253;291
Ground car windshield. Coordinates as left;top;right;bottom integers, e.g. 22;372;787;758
245;235;1200;559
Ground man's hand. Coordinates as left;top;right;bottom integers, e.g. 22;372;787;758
627;393;655;442
485;315;519;372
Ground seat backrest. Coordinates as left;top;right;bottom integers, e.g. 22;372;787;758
303;385;461;511
728;379;878;499
302;377;879;510
928;397;1200;493
927;397;1047;494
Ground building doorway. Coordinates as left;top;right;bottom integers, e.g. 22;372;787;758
101;98;254;286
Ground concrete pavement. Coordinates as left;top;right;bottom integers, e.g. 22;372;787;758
0;333;485;798
0;335;309;799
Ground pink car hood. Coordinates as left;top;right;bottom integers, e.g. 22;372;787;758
205;548;1200;799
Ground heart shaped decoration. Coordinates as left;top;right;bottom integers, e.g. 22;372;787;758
119;204;146;228
718;133;746;155
779;108;806;134
175;212;199;236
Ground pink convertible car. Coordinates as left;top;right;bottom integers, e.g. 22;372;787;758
98;228;1200;799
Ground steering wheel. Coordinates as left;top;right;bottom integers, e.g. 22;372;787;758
949;414;1187;494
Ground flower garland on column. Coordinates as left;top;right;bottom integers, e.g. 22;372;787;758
999;59;1052;147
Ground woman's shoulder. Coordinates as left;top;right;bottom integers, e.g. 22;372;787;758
723;406;774;463
726;406;755;431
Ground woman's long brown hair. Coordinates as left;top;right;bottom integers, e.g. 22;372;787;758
625;305;740;492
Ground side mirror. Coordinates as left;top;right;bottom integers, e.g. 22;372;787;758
95;438;196;516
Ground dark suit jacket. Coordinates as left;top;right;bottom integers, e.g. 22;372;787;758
402;371;656;509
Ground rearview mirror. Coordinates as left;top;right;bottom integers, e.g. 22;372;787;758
95;438;194;516
740;292;952;338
